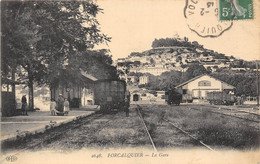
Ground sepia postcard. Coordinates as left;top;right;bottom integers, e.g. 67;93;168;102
1;0;260;163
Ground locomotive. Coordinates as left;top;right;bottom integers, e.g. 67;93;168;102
93;79;130;113
165;90;182;106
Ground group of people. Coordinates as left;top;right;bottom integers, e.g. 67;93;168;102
50;94;70;116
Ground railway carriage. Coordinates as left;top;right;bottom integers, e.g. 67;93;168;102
94;79;130;113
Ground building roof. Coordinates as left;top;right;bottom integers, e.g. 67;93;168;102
175;74;235;88
80;70;98;81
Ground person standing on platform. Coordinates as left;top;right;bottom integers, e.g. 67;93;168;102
64;98;70;115
21;95;28;116
50;98;57;116
57;94;64;113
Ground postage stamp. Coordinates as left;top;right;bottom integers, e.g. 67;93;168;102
184;0;233;38
219;0;254;20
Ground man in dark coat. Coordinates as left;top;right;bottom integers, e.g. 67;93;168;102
57;94;64;112
21;95;28;116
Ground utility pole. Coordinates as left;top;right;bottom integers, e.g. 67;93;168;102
256;61;259;107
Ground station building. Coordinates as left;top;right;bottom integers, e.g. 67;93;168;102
7;70;98;113
175;74;235;99
50;70;98;108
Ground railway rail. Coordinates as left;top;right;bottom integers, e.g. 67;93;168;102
136;104;215;151
163;118;215;151
190;105;260;123
136;105;157;151
201;104;260;117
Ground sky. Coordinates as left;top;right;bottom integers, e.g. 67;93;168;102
95;0;260;61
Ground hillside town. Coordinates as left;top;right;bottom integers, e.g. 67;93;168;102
116;46;232;76
115;37;258;86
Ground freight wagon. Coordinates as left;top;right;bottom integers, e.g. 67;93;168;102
94;79;130;113
207;91;236;105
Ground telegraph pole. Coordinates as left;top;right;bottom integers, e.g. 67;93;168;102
256;61;259;107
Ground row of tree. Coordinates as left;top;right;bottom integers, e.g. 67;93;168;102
138;64;208;90
2;1;117;111
137;64;258;96
211;71;258;96
151;37;203;49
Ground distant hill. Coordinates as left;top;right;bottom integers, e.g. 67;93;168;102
115;37;259;97
116;37;259;77
129;37;229;59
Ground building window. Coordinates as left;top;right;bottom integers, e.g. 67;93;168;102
183;89;187;94
198;80;211;86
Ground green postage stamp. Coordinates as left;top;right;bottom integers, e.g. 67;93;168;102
219;0;254;20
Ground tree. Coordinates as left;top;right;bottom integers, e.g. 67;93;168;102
183;64;207;81
80;49;118;80
2;1;110;110
130;52;143;57
206;67;212;73
150;58;155;65
140;71;183;91
43;50;118;95
176;56;182;62
184;37;189;42
133;61;141;67
158;71;182;90
211;71;257;96
2;2;49;110
128;72;144;81
146;75;160;90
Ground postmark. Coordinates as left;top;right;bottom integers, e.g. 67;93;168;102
219;0;254;20
184;0;233;37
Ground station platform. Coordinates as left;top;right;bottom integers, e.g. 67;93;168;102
0;108;97;142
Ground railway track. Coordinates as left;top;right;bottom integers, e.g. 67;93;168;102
201;104;260;117
135;104;215;151
190;105;260;123
136;105;157;151
26;113;114;150
162;118;214;151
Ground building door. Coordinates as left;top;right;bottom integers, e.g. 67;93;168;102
198;90;201;98
192;90;202;99
205;91;209;99
133;94;139;101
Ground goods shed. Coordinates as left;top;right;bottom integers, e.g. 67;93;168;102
175;74;235;100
